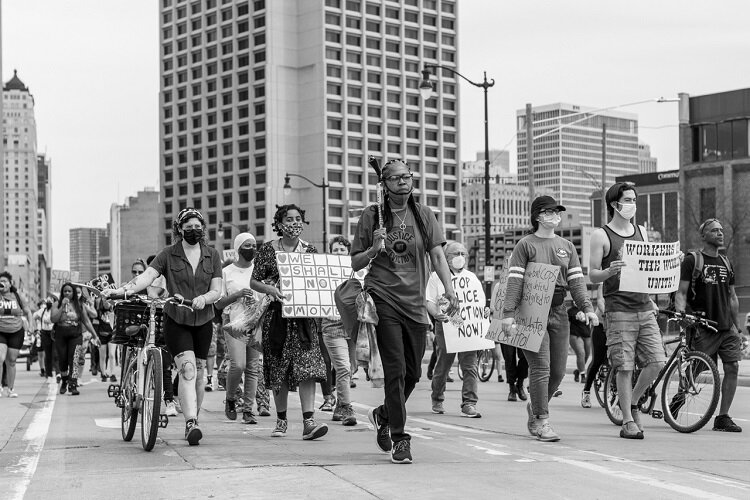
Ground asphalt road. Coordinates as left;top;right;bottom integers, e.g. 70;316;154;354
2;358;749;500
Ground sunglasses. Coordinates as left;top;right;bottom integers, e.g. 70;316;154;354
132;270;144;275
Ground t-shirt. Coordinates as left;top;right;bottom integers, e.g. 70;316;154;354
222;263;256;323
0;292;24;333
352;203;445;325
680;252;735;331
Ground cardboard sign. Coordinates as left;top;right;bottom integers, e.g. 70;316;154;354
49;270;80;294
486;262;559;353
619;241;681;294
222;249;237;263
276;252;367;318
86;273;117;291
489;258;511;320
443;271;493;353
483;265;495;282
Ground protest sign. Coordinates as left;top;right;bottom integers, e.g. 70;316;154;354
489;258;510;318
49;269;80;294
276;253;367;318
619;241;681;294
443;271;493;353
222;249;237;263
485;262;559;353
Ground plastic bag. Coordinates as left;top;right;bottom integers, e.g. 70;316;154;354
355;291;384;388
224;295;272;344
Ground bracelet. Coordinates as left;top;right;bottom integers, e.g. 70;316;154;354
366;247;377;260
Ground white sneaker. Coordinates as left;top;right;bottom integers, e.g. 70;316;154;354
8;390;18;398
581;391;592;409
165;400;178;417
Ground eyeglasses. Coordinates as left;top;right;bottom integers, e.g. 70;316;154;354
540;209;560;216
384;174;413;183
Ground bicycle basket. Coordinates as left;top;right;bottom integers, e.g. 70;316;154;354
112;300;166;347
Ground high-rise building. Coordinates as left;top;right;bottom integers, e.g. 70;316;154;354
158;0;460;251
69;227;108;283
638;142;658;174
517;103;639;226
3;70;41;299
460;149;510;185
109;188;160;283
36;153;52;293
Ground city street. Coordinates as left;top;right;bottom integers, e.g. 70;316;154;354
2;356;750;500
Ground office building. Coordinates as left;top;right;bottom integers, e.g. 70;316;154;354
516;102;640;226
638;142;658;174
158;0;460;251
109;188;160;283
460;149;510;185
69;227;108;283
36;153;52;293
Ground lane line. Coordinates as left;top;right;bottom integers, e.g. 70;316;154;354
6;382;58;500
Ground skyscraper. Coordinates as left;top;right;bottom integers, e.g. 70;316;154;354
159;0;459;251
69;227;108;283
109;188;160;283
37;153;52;293
638;141;658;174
517;103;639;226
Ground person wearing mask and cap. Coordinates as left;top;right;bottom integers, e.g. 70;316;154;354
426;240;489;418
216;232;263;425
501;195;598;442
104;207;223;445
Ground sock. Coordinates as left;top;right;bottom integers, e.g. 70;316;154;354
303;411;314;420
277;411;287;420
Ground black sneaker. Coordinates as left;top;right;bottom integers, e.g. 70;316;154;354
391;440;412;464
669;392;685;418
185;419;202;445
713;414;742;432
516;383;528;401
367;407;392;453
224;399;237;420
242;411;257;425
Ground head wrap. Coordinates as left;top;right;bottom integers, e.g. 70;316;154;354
175;207;205;226
233;232;256;252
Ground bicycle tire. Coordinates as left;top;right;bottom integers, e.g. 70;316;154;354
594;364;608;408
478;349;495;382
141;349;163;451
661;350;720;433
603;365;623;426
121;348;138;442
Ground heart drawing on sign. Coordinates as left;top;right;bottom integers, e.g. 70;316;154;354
282;279;291;288
284;306;293;316
279;265;290;275
277;253;288;264
285;294;292;301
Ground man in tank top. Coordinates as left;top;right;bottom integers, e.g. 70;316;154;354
589;182;666;440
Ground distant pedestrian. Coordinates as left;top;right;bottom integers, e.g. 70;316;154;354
0;272;35;398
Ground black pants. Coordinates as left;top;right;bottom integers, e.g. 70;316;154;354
584;324;607;392
501;343;528;386
317;332;333;396
162;349;174;401
40;329;59;376
55;325;82;378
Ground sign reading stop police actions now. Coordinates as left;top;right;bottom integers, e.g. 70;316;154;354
619;241;681;294
443;271;493;353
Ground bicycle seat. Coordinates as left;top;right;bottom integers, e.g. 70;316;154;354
125;325;147;337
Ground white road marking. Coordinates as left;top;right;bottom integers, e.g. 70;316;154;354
6;383;58;500
408;417;492;435
94;418;124;429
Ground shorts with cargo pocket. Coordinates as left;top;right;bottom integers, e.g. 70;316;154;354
605;310;666;371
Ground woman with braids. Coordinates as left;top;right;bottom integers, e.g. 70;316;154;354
351;159;459;464
104;208;223;445
250;204;329;441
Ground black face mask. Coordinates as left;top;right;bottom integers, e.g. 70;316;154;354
183;228;203;245
238;247;255;262
46;302;52;309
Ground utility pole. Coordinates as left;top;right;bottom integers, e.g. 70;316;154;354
601;122;607;226
526;103;535;203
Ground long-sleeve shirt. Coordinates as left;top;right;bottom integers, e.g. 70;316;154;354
503;234;593;319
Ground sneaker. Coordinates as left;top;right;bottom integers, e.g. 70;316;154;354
319;395;335;412
461;404;481;418
350;380;357;388
631;405;644;432
713;414;742;432
669;391;686;419
516;383;528;401
56;375;62;384
391;439;412;464
165;400;178;417
224;399;237;420
332;403;344;422
340;404;357;426
367;407;392;453
271;418;288;437
508;386;518;402
580;373;586;385
526;402;540;436
174;399;183;414
581;391;592;409
101;374;108;382
258;406;271;417
205;376;213;392
552;389;563;397
59;383;67;395
185;419;203;445
620;420;644;440
574;369;580;383
446;375;455;383
8;389;18;398
536;422;560;442
431;401;445;414
497;373;505;383
242;411;258;425
302;417;328;440
110;375;117;383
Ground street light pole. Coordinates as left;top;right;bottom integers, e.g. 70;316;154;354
419;65;495;305
283;173;330;250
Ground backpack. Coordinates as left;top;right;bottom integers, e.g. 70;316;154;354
689;251;733;301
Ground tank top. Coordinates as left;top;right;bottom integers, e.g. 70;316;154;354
601;224;652;312
0;292;25;333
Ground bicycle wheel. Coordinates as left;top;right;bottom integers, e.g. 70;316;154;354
661;350;720;433
603;366;623;426
141;349;163;451
478;349;495;382
593;364;609;408
121;348;138;442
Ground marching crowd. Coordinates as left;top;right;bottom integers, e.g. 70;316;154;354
2;170;749;464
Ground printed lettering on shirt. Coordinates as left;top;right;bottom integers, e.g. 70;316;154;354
387;225;417;271
1;299;19;310
702;264;728;285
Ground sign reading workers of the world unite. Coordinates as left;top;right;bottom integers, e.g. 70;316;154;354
619;241;681;294
276;252;367;318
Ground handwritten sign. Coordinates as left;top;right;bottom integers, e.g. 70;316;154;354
619;241;681;294
222;249;237;263
86;273;116;291
49;269;80;294
489;258;510;320
486;262;559;353
443;271;493;353
276;252;367;318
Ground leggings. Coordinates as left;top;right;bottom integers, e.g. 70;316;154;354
317;332;333;397
583;324;607;392
41;330;58;376
55;325;82;378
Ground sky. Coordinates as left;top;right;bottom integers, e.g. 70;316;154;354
3;0;750;270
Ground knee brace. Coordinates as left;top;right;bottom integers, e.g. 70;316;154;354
180;360;196;381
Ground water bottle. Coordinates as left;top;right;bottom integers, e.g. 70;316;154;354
438;296;463;327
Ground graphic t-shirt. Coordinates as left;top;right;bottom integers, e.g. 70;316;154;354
680;252;735;331
0;292;24;333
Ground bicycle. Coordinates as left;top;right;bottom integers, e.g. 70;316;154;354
603;310;720;433
456;348;496;382
107;294;192;451
592;363;609;408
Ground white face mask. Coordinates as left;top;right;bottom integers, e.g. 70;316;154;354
451;256;466;270
538;213;561;229
615;202;637;220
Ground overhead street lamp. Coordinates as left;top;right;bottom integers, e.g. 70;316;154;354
419;65;495;302
283;173;330;249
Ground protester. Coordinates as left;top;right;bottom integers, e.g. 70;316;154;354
105;207;223;445
93;294;117;383
589;182;665;439
675;218;744;432
0;272;35;397
33;298;58;381
501;195;597;442
581;285;607;408
351;159;459;464
251;204;328;441
568;303;592;384
500;343;528;402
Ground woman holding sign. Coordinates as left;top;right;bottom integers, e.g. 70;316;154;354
250;204;328;441
501;195;598;442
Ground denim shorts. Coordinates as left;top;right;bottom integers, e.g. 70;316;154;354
605;310;666;370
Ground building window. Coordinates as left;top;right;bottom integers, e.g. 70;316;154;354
699;187;716;222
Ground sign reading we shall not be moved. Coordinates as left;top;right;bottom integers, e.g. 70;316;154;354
276;252;367;318
619;241;681;294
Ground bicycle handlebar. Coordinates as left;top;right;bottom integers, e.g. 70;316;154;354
659;309;718;332
105;292;193;308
